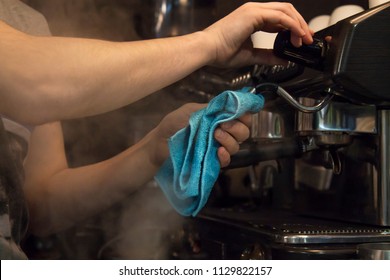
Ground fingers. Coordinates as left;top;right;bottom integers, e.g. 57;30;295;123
214;127;240;156
237;112;252;128
214;114;252;167
247;2;313;47
217;147;231;168
274;2;313;45
218;118;251;144
205;2;313;68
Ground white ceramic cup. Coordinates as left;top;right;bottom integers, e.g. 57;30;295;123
369;0;389;8
329;5;364;25
251;31;277;49
308;15;331;32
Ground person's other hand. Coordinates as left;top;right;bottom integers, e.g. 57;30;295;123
204;2;314;67
213;113;251;167
151;103;251;168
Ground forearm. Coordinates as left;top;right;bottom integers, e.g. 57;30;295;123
25;128;161;236
24;103;251;236
0;22;213;124
0;2;313;125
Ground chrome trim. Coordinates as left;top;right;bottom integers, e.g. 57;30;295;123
296;97;377;134
275;231;390;244
378;110;390;225
276;86;333;113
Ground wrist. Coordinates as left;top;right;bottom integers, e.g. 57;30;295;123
145;127;169;169
191;30;217;66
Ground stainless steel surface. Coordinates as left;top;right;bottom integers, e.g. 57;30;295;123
191;3;390;260
357;242;390;260
197;208;390;245
312;134;353;146
251;111;285;139
295;159;333;191
275;4;390;105
296;97;377;134
283;7;390;227
277;231;390;244
378;110;390;225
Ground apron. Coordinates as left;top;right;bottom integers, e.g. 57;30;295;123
0;0;51;259
0;118;28;259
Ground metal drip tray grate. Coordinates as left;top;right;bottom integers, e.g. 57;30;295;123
198;207;390;244
282;228;388;235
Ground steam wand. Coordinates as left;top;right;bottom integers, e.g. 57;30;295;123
251;83;334;113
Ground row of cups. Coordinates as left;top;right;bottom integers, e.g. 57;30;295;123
251;0;389;48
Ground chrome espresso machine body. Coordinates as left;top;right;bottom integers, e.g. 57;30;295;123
187;3;390;260
273;2;390;227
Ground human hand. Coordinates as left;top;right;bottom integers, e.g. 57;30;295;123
150;103;251;168
214;113;251;167
204;2;314;67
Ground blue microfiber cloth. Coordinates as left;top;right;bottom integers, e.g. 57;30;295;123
155;88;264;216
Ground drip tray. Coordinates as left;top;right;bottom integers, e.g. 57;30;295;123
197;207;390;244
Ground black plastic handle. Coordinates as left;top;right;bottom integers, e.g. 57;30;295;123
273;30;328;71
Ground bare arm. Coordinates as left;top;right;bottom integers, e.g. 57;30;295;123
23;121;163;236
0;23;211;124
0;2;312;125
24;104;251;236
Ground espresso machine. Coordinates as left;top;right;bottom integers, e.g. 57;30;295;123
179;2;390;260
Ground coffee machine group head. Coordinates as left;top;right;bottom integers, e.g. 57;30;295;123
273;2;390;105
241;2;390;226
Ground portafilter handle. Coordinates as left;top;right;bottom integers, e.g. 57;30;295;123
273;30;328;71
